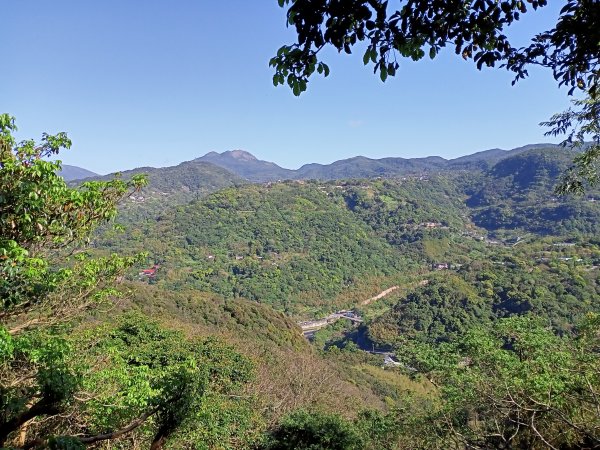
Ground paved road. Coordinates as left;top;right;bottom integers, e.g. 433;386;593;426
360;285;399;305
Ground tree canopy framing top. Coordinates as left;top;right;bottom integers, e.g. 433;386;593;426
270;0;599;97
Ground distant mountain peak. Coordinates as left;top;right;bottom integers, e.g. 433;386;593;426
195;150;292;182
201;150;258;162
224;150;257;161
58;165;98;181
195;150;260;165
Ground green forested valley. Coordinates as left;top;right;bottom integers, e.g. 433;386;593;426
4;0;599;447
3;116;600;450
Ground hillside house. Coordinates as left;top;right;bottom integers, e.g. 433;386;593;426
139;264;160;278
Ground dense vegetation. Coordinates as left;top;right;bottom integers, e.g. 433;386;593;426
4;113;600;449
468;149;600;235
96;150;600;318
368;256;600;346
4;0;598;445
97;181;414;314
0;117;266;449
81;160;246;222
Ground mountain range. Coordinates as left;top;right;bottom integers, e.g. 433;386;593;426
65;143;565;183
194;144;565;182
62;143;589;224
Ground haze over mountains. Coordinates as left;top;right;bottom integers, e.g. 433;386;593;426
58;164;98;181
66;143;564;183
195;144;564;182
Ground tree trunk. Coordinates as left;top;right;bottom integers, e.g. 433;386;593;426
149;433;167;450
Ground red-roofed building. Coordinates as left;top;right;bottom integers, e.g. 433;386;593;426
139;264;160;278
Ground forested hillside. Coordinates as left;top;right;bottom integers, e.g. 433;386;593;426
367;254;600;347
80;160;246;220
4;0;599;445
96;149;600;321
5;115;600;449
98;181;412;314
468;149;600;235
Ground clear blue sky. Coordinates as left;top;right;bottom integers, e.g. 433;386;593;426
3;1;571;174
